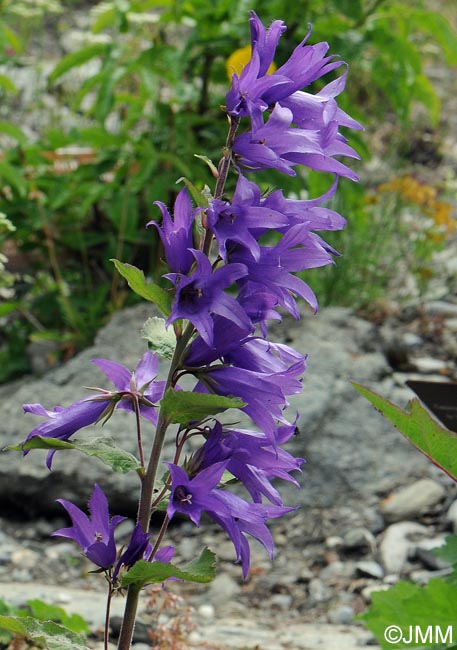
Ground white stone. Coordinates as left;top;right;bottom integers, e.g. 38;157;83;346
380;479;446;522
380;521;429;574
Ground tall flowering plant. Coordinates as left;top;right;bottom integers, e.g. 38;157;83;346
9;12;361;650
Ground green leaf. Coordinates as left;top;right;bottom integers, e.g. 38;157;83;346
141;317;176;360
111;259;172;316
0;121;27;145
0;616;89;650
10;436;141;474
0;161;26;197
49;44;107;83
358;578;457;649
26;600;90;635
160;389;245;425
0;75;17;95
176;175;210;208
353;383;457;482
121;547;216;588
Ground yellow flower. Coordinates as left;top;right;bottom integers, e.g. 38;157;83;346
226;45;276;79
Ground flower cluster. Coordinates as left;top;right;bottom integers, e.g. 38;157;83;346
21;12;360;581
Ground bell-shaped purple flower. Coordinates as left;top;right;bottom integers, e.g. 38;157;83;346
207;174;288;261
23;351;166;468
166;462;293;577
147;187;196;275
165;249;252;347
52;483;126;570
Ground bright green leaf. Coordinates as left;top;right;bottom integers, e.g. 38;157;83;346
9;436;141;474
0;161;26;197
111;259;172;316
0;616;89;650
141;317;176;360
353;383;457;482
26;600;90;635
121;547;216;588
0;75;17;95
0;121;26;145
49;44;107;83
160;389;245;425
358;578;457;649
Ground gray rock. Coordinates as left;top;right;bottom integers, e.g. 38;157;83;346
424;300;457;318
342;527;376;552
308;578;333;603
412;357;448;374
380;522;429;574
355;560;384;579
446;499;457;533
380;479;446;522
328;605;354;625
205;573;241;609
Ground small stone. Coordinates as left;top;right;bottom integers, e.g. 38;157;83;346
198;604;215;620
380;522;429;574
401;332;423;348
325;536;344;550
269;593;293;609
410;567;453;585
308;578;333;603
383;574;400;585
356;560;384;580
413;357;447;374
425;301;457;318
342;527;376;552
11;548;40;569
320;561;355;581
328;605;354;625
205;573;241;609
446;499;457;533
380;479;446;523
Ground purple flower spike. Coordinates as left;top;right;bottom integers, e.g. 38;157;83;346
147;187;197;274
52;484;126;570
165;250;252;346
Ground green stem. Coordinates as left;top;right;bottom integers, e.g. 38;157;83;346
116;114;239;650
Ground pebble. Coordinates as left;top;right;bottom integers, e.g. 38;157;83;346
269;593;293;609
355;560;384;580
308;578;333;603
380;479;446;522
425;300;457;317
205;573;241;609
198;603;215;620
380;521;429;574
409;567;454;585
10;548;40;569
412;357;447;373
446;499;457;532
342;527;376;552
328;605;354;625
325;536;344;550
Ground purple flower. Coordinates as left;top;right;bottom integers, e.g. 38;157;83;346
207;174;288;261
22;399;113;470
166;462;293;577
91;350;166;426
190;421;304;505
233;104;360;180
23;351;165;468
147;187;197;274
52;484;126;570
229;223;338;318
165;249;252;347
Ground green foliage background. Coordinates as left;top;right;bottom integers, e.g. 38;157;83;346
0;0;456;381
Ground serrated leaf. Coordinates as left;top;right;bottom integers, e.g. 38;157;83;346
0;616;89;650
160;389;245;425
26;600;89;635
353;383;457;482
49;44;107;83
141;317;176;359
121;547;216;587
10;436;141;474
358;578;457;649
111;259;172;316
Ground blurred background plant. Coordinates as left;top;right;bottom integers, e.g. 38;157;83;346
0;0;456;382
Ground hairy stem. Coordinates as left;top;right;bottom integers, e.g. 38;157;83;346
117;114;239;650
